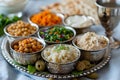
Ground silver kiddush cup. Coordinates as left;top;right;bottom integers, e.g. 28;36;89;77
95;0;120;49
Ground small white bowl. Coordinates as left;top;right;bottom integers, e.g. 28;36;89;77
0;0;28;17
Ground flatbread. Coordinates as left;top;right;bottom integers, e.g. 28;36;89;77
41;0;100;27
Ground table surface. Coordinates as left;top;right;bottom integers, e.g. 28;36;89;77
1;0;120;80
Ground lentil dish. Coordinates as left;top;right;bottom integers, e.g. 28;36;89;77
7;20;37;36
13;38;43;53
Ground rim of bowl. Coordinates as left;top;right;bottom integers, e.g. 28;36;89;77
41;44;81;65
37;25;76;43
4;22;39;38
28;12;64;27
72;34;109;52
10;37;46;55
63;14;95;29
95;0;120;9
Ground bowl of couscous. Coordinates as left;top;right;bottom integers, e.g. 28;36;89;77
72;32;109;62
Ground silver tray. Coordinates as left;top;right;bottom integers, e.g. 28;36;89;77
1;36;111;79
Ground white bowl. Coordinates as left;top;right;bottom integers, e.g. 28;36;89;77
0;0;28;17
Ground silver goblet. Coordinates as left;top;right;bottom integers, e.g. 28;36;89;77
95;0;120;48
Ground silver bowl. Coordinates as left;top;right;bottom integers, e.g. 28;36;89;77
28;12;64;27
4;22;39;43
72;35;109;62
63;14;95;29
41;44;81;74
95;0;120;8
63;15;96;34
10;37;46;65
38;25;76;44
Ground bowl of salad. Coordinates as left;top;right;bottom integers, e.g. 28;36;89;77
38;25;76;44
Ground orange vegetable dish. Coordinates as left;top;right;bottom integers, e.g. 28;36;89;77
30;10;62;27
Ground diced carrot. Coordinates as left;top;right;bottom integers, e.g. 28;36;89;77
30;10;62;27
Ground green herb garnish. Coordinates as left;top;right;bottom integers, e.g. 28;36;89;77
27;65;36;74
13;60;22;66
55;44;69;52
71;71;83;76
0;14;21;36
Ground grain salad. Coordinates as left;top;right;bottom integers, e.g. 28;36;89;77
76;32;108;50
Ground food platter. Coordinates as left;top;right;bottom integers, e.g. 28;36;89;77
1;36;111;79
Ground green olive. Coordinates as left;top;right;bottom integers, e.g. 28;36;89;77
87;72;99;79
35;60;45;71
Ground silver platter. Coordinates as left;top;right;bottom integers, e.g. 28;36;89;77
1;36;111;79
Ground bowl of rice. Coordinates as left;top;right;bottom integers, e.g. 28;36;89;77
41;44;81;74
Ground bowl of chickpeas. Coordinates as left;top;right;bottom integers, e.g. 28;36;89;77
10;37;46;65
4;20;39;43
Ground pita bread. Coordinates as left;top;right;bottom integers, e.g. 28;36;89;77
41;0;100;27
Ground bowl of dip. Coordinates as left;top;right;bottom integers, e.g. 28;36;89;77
63;15;95;29
64;15;96;34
